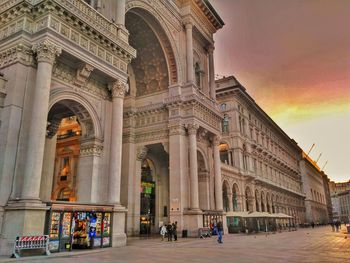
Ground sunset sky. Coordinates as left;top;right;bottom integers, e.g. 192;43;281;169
212;0;350;182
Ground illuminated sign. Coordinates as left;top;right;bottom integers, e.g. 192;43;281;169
141;181;155;194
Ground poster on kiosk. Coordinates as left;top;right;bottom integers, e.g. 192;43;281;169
46;206;112;253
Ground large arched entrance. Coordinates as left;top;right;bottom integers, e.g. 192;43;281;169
136;144;169;235
40;98;100;204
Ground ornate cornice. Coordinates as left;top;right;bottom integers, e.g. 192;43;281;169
0;0;136;73
109;80;128;99
0;43;34;68
135;129;168;143
32;39;62;64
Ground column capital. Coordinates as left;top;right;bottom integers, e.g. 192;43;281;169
186;123;199;135
212;135;221;146
80;139;104;157
136;146;148;161
208;44;215;54
109;80;128;98
184;21;193;30
32;39;61;64
169;124;186;136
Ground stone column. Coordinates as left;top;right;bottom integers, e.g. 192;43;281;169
21;40;61;200
76;139;103;203
208;45;216;100
39;134;57;202
116;0;126;26
108;80;128;204
185;22;194;83
213;135;223;211
187;124;199;210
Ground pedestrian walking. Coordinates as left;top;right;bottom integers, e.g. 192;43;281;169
172;221;178;241
166;223;173;241
335;221;340;232
330;221;335;232
160;224;167;241
217;221;223;244
311;222;315;229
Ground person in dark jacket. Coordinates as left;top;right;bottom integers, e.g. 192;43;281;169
172;222;178;241
166;223;173;241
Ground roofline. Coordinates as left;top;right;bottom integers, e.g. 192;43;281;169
202;0;225;29
215;76;301;152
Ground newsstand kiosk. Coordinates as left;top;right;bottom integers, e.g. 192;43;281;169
45;202;113;253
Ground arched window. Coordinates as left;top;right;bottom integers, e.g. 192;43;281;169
222;183;229;212
195;63;201;89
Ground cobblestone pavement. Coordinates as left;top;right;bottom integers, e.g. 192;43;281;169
1;226;349;263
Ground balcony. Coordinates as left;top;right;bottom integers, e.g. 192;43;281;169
0;0;136;78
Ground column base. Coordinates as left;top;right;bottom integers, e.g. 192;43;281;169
0;200;48;256
183;209;203;237
111;204;127;247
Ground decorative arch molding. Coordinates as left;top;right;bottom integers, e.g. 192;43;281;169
219;139;231;148
49;88;103;140
222;180;231;195
197;146;209;171
125;1;182;85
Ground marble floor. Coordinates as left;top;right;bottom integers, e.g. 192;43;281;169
1;226;349;263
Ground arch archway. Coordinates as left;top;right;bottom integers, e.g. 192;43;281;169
40;98;102;204
232;183;240;211
125;2;182;83
125;7;178;98
245;187;253;212
255;189;260;212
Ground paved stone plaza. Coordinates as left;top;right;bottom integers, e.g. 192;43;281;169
0;227;349;263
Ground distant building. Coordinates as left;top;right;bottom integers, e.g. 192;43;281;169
329;180;350;222
216;76;306;226
300;153;329;224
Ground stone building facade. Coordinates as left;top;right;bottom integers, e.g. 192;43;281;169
216;76;306;224
0;0;334;256
0;0;225;255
